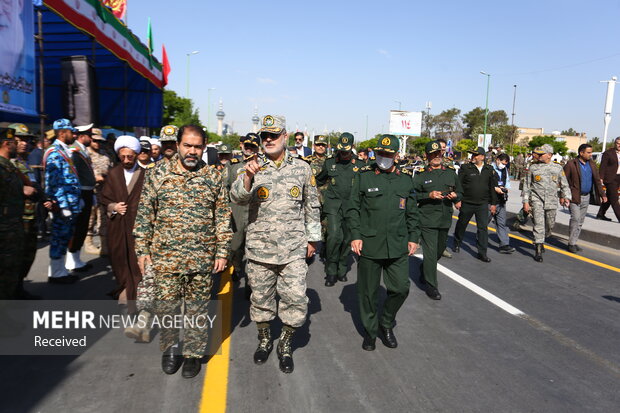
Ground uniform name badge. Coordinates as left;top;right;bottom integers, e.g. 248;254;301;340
399;198;406;209
367;187;379;192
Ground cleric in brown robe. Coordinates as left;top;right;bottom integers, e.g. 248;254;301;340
100;136;146;303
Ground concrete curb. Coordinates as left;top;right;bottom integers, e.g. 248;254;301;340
505;212;620;248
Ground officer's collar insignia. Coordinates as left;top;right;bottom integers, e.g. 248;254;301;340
290;186;301;198
381;137;391;146
257;186;269;199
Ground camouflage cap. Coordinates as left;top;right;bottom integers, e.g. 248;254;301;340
218;143;232;154
532;146;545;155
314;135;327;145
375;134;399;153
0;127;16;142
258;115;286;134
160;125;179;142
425;140;442;154
241;133;261;147
539;143;554;154
336;132;354;152
8;123;34;137
53;118;77;132
91;128;105;141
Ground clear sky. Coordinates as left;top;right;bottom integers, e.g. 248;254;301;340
126;0;620;142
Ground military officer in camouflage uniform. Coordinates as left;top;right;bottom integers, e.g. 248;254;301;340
412;141;463;300
347;135;419;350
522;144;570;262
316;132;359;286
0;128;24;299
230;115;321;374
86;128;112;255
159;125;179;162
9;124;42;299
226;133;261;290
134;125;232;378
513;149;541;230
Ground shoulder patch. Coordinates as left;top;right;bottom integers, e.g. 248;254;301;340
400;168;413;176
231;158;240;164
360;165;373;172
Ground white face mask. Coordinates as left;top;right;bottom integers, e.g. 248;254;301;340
376;154;394;170
497;163;506;170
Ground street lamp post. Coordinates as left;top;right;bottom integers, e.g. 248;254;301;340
185;50;199;98
207;87;215;132
394;100;402;110
511;84;517;157
480;71;491;146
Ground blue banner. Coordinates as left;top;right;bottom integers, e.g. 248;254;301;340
0;1;37;117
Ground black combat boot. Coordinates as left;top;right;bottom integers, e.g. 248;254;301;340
534;244;543;262
181;357;201;378
337;274;348;282
362;333;376;351
380;325;398;348
277;327;295;373
324;274;337;287
161;344;183;374
253;324;273;365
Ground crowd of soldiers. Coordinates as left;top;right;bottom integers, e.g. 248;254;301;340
0;116;615;380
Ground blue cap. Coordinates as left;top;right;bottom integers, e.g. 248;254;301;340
53;118;77;132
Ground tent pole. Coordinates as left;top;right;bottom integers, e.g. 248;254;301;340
124;63;128;132
37;10;46;138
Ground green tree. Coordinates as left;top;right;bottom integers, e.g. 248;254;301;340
357;137;378;150
587;137;603;152
454;138;477;154
462;107;486;139
528;135;568;156
409;137;430;155
433;108;463;140
561;128;578;136
162;89;203;132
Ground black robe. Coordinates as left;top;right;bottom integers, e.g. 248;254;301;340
100;165;145;301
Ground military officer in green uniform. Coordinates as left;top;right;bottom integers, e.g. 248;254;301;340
412;141;463;300
226;133;261;290
347;135;419;351
316;132;359;286
0;128;24;299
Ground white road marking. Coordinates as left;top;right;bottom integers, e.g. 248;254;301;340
414;254;525;316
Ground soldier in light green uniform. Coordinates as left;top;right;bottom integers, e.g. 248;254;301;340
226;133;261;290
412;141;463;300
316;132;359;286
347;135;419;351
0;128;24;299
522;144;570;262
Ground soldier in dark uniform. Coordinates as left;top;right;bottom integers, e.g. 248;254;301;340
317;133;359;286
347;135;419;351
412;141;463;300
452;147;498;262
0;128;24;299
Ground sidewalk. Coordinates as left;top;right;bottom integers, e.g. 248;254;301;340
503;178;619;248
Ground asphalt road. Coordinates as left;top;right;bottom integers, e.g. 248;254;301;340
1;220;619;413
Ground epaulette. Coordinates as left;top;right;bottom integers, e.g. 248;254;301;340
230;158;240;164
301;155;313;164
359;165;373;172
400;168;413;176
446;164;455;170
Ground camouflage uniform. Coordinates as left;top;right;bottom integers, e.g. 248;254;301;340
523;158;569;244
225;157;247;271
230;150;321;328
133;153;232;357
0;128;24;299
87;146;112;245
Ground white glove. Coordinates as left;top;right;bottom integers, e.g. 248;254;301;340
62;209;72;218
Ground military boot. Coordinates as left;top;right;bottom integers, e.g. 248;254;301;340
324;274;337;287
277;327;295;374
534;244;543;262
253;325;273;365
84;235;100;255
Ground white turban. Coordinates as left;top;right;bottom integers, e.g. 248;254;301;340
114;135;141;154
139;135;150;142
149;137;161;147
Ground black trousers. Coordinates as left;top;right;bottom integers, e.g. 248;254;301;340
454;202;488;255
68;190;93;253
598;174;620;221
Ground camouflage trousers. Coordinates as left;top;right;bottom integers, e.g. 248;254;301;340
87;204;107;238
136;263;156;312
531;201;557;244
247;258;308;328
0;224;23;299
155;270;213;358
49;213;75;259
